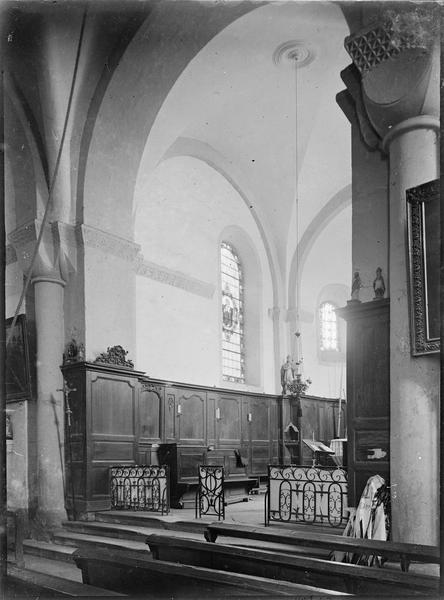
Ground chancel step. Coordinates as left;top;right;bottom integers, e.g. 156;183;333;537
62;520;204;543
23;539;77;563
94;510;208;534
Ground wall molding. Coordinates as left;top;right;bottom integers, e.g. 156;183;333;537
79;224;141;262
7;221;215;299
135;256;215;299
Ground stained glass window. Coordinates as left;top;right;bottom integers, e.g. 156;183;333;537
221;242;244;383
319;301;339;351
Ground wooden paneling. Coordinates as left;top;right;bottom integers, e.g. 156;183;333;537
61;362;145;517
165;392;176;440
62;362;346;516
92;441;134;461
217;394;241;443
90;377;135;435
177;390;206;443
138;385;162;440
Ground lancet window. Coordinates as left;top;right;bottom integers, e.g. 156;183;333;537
221;242;245;383
319;301;339;352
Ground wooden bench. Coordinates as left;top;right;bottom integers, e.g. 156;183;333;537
145;532;439;595
7;564;125;597
73;545;344;597
204;522;440;572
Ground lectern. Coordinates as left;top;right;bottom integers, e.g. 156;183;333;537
303;439;335;467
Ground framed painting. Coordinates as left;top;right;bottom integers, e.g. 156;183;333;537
406;179;440;356
6;314;32;401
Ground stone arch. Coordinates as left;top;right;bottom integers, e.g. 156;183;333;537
287;184;351;311
161;136;282;309
80;1;257;239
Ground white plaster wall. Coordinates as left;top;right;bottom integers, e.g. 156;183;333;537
84;245;137;364
299;205;351;399
134;156;275;392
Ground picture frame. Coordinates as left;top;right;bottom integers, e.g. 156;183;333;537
6;314;32;401
406;179;440;356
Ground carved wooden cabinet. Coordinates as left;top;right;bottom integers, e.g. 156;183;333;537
337;299;390;506
61;362;146;518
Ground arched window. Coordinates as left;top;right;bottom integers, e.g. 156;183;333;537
221;242;245;383
319;301;339;352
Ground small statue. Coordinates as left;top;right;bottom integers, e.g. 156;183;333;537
63;338;84;364
351;271;362;301
280;355;295;395
373;267;386;299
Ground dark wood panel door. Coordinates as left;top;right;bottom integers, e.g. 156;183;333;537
337;299;390;506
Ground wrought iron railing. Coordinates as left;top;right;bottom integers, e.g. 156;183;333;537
266;465;347;527
195;465;225;520
110;465;169;514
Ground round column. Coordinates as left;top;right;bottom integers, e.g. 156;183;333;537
32;275;67;527
383;116;440;544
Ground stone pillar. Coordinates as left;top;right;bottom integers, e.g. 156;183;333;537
9;220;69;529
343;6;440;544
383;117;440;545
32;274;67;527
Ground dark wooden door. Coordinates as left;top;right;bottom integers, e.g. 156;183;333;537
337;299;390;505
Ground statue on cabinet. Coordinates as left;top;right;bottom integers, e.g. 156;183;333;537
373;267;386;299
351;271;362;301
280;355;296;395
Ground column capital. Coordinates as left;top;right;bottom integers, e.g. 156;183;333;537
31;275;66;287
382;115;440;152
8;218;76;283
344;7;439;140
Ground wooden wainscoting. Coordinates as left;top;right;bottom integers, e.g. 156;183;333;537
61;362;345;516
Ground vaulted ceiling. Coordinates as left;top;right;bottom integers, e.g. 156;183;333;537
138;1;352;272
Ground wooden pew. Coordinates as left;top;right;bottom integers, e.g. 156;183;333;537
145;532;439;595
204;522;440;572
7;564;125;597
72;545;344;597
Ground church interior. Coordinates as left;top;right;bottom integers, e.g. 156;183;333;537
1;0;441;597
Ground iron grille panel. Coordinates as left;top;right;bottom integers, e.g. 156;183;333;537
266;465;347;527
110;465;170;514
195;465;225;520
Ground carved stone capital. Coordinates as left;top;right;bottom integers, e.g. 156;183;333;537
8;219;65;282
344;8;439;139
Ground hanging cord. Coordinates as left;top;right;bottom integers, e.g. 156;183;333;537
293;58;304;373
6;6;88;346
